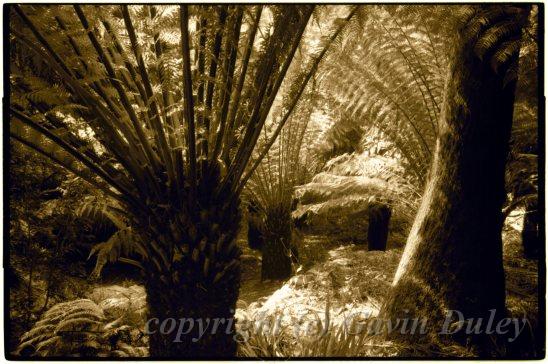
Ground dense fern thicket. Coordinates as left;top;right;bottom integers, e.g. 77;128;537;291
8;142;113;352
9;4;318;356
314;5;451;186
293;137;418;244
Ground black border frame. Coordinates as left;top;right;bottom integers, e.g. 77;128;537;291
2;2;545;360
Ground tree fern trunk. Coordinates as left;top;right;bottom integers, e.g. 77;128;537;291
247;217;264;251
247;202;265;251
143;181;242;357
261;207;293;281
367;203;391;251
380;5;529;356
145;266;240;357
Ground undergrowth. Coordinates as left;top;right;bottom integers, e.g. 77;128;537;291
14;213;539;358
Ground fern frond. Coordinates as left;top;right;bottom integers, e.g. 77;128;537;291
76;196;127;230
88;227;147;279
17;298;107;357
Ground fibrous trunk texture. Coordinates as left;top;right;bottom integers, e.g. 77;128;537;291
261;206;293;281
247;209;265;251
144;179;242;357
380;5;529;356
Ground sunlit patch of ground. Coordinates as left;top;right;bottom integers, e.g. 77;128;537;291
236;212;540;357
236;239;403;354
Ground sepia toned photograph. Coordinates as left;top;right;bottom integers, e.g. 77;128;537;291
5;2;544;359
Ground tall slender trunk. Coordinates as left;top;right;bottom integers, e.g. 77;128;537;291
380;5;530;356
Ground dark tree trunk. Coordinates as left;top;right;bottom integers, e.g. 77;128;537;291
522;198;539;259
143;182;242;358
247;213;265;251
367;204;391;251
380;5;530;356
261;206;293;281
146;270;240;358
290;235;300;266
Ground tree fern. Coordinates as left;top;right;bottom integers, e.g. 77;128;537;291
10;5;358;355
312;5;453;186
238;6;358;279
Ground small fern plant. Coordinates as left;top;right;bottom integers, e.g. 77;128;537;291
16;291;149;357
16;299;106;357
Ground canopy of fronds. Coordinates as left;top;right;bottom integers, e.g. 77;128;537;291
313;5;453;185
10;4;368;277
312;5;538;188
240;6;360;213
9;5;323;215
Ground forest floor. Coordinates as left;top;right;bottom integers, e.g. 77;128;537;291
237;236;402;331
236;237;403;356
234;209;540;357
11;210;540;357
